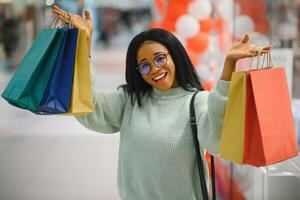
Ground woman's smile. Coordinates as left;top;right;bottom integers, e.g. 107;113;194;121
152;72;167;81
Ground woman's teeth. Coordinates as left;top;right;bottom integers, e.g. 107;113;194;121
153;73;167;81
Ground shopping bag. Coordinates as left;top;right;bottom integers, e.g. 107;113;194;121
243;67;298;166
38;28;78;114
220;72;247;164
221;53;298;167
1;28;65;112
67;29;94;115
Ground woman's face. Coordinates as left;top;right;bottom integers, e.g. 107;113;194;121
136;41;178;92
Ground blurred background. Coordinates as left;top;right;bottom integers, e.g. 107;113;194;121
0;0;300;199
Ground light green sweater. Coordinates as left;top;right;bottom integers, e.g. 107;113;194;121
76;79;229;200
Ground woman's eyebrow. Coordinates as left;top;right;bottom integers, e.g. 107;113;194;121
138;52;165;63
153;51;164;56
138;58;147;63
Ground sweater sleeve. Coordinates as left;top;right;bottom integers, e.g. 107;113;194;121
195;79;230;156
75;64;127;133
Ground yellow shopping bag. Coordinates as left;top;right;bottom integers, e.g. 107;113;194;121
220;72;246;164
68;29;94;115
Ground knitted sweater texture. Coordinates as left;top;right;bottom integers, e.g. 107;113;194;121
76;79;229;200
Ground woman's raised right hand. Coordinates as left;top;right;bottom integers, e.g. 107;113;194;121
52;5;93;52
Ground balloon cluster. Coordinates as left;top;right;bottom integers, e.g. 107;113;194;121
151;0;270;89
151;0;213;66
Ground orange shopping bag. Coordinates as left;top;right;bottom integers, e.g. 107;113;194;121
243;66;298;166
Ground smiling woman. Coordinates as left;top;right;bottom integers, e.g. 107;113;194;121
51;4;272;200
137;42;177;91
122;29;204;105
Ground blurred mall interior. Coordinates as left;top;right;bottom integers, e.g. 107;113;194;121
0;0;300;199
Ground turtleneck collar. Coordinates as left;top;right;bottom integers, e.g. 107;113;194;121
151;86;196;100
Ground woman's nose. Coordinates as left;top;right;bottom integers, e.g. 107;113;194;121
149;63;160;74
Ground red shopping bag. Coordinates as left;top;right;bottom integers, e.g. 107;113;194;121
243;67;298;166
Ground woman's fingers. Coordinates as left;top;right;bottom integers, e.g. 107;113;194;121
262;46;272;50
59;13;70;24
262;49;271;53
248;45;272;55
84;10;91;20
241;34;250;44
53;4;61;10
52;8;63;16
52;5;64;15
52;5;72;24
259;46;272;54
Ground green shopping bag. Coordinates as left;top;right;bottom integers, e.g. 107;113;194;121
1;28;65;112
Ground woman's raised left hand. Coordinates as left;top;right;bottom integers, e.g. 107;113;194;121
226;34;272;62
220;34;272;81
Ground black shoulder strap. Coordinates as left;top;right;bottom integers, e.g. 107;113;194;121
190;91;216;200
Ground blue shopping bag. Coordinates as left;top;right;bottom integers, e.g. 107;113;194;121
38;27;78;114
1;28;65;112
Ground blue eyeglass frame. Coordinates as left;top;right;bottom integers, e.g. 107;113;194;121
136;53;170;75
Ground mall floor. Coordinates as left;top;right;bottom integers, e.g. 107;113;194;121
0;32;134;200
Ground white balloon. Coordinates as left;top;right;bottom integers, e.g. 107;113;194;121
175;15;200;38
172;32;187;46
216;0;240;21
230;15;254;38
196;64;211;81
188;0;212;20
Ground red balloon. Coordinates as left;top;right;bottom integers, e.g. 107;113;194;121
217;31;233;53
239;2;256;16
165;1;188;21
187;32;210;53
213;17;228;32
154;0;166;17
160;18;176;32
200;17;213;33
256;2;268;13
149;21;162;29
186;48;200;66
237;0;260;8
201;81;214;91
255;18;270;34
238;0;267;24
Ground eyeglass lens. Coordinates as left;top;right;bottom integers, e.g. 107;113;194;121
138;54;167;75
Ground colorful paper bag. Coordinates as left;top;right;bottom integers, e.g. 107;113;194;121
38;28;78;114
243;67;298;166
67;29;94;115
221;63;298;167
1;28;65;112
220;72;247;164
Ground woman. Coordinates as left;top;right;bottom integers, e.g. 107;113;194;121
53;5;271;200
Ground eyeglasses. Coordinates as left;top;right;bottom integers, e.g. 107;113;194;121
137;53;169;75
